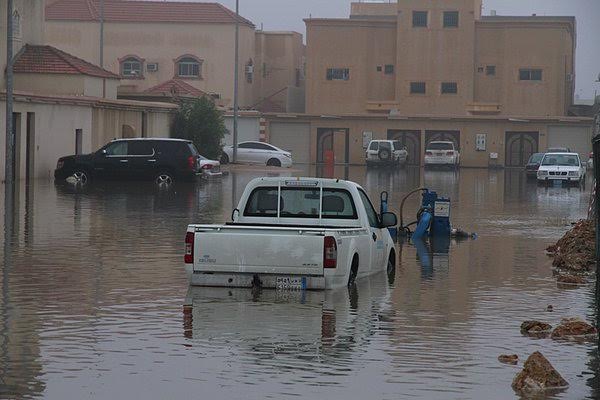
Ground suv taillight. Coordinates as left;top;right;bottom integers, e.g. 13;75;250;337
446;151;455;156
425;151;433;156
185;232;194;264
188;156;196;171
323;236;337;269
201;164;213;170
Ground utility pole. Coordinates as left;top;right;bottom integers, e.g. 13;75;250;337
5;0;14;187
232;0;239;163
100;0;106;98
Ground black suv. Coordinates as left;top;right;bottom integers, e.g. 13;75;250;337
55;138;201;185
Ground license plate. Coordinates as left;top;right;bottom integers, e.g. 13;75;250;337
276;277;306;290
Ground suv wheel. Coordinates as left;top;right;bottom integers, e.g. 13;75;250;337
155;172;174;188
69;169;90;185
267;158;281;167
378;149;391;161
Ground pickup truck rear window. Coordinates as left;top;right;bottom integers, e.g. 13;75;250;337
244;187;358;219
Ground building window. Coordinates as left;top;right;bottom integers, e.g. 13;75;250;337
441;82;458;94
519;68;542;81
12;11;20;38
176;56;202;78
326;68;350;81
486;65;496;76
412;11;428;27
477;66;484;73
384;65;394;75
376;66;382;72
443;11;459;28
410;82;426;94
120;57;143;78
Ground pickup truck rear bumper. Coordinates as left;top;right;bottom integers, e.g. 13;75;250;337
189;271;326;290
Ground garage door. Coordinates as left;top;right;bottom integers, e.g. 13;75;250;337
269;122;311;163
547;125;592;160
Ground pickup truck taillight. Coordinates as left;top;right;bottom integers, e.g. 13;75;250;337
185;232;194;264
323;236;337;268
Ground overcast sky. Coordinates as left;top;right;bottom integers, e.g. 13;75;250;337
218;0;600;100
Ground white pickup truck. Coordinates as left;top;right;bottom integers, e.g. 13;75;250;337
184;177;398;290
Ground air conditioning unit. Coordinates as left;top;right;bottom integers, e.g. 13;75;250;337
245;65;254;74
147;63;159;72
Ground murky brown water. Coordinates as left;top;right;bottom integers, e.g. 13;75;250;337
0;167;598;399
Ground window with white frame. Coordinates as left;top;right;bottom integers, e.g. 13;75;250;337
177;57;202;78
121;57;143;78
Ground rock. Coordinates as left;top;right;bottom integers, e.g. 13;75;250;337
551;320;598;339
498;354;519;365
512;351;568;393
521;320;552;336
546;305;554;312
556;274;587;285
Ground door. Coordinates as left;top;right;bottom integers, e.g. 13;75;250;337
255;142;278;164
236;142;255;163
388;130;421;165
94;141;130;179
317;129;334;163
127;141;156;180
358;189;386;273
425;130;461;152
269;122;310;163
505;132;539;167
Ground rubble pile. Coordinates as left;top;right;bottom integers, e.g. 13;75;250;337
547;220;595;273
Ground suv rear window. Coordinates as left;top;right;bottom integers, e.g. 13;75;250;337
427;142;454;151
244;187;357;219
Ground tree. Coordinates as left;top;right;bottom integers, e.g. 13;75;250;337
171;97;226;159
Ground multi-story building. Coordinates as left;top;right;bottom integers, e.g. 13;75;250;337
259;0;592;167
44;0;305;112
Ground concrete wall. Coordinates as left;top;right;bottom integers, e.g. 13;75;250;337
46;21;257;108
14;73;85;96
263;114;592;168
0;100;92;180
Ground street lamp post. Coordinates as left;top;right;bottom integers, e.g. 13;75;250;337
5;0;14;188
232;0;239;164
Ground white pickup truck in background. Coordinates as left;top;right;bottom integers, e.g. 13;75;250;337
184;177;398;290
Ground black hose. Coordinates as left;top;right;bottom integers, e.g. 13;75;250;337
399;187;427;229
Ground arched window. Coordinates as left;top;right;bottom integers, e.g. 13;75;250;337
12;11;21;38
176;56;202;78
120;56;143;78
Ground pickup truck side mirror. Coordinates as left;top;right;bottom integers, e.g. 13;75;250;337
380;212;397;228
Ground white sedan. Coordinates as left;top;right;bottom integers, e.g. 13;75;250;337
198;155;222;178
221;141;293;167
537;152;586;185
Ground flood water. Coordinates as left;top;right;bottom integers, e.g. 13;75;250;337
0;167;598;399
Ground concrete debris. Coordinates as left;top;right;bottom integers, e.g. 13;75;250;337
512;351;568;393
520;320;552;337
498;354;519;365
547;220;595;273
551;320;598;340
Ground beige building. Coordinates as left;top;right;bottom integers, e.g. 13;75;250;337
45;0;305;112
286;0;592;167
1;0;175;181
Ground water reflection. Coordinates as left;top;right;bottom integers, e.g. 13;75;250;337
0;168;597;399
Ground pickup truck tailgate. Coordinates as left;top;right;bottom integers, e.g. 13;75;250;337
192;227;325;276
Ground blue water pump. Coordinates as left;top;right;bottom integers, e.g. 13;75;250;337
412;190;451;239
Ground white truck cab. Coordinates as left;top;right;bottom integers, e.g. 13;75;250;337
185;177;398;290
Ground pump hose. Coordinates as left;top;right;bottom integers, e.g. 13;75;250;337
399;187;428;230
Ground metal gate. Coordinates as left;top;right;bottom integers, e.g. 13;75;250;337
269;122;311;163
387;130;421;165
505;132;539;167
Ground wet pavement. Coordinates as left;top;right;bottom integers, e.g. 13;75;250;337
0;166;598;399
